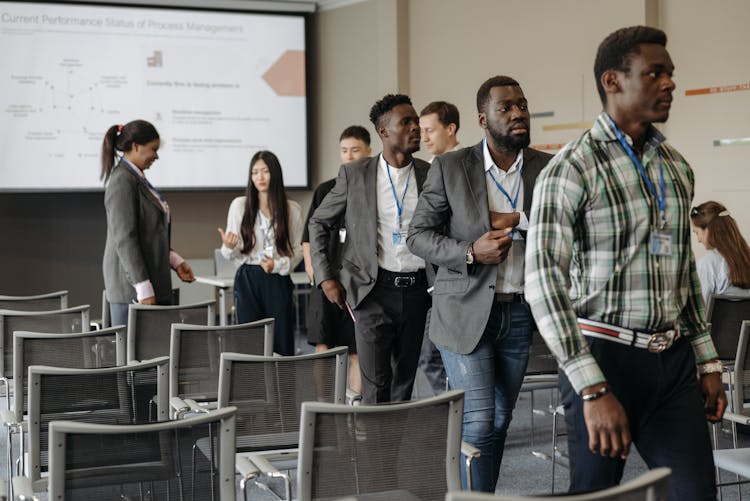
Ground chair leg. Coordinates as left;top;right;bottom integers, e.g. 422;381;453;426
551;406;559;494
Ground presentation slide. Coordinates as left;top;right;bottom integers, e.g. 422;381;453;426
0;2;308;191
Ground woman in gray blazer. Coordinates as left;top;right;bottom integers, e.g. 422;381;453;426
101;120;194;326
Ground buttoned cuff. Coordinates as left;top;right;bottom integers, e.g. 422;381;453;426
561;353;606;394
134;280;155;301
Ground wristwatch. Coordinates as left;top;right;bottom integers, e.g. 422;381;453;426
698;360;723;375
466;243;475;264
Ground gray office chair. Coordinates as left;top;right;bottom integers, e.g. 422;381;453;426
2;325;126;485
284;390;465;501
445;467;671;501
0;305;90;403
126;300;215;362
13;407;237;501
707;294;750;363
0;290;68;312
15;357;169;496
169;318;274;418
713;320;750;499
218;347;348;501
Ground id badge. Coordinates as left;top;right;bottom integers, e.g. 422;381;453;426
650;231;672;256
263;243;275;259
339;228;347;244
391;230;405;245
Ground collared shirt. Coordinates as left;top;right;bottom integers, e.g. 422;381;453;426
483;140;526;293
220;196;304;275
525;112;718;393
377;154;425;272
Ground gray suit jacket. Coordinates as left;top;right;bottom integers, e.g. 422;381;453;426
406;141;552;354
308;155;430;308
102;161;173;304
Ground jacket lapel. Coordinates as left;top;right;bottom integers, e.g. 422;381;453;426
364;155;379;238
463;142;491;233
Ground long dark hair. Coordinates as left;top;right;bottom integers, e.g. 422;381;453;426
691;201;750;288
240;151;293;257
100;120;160;181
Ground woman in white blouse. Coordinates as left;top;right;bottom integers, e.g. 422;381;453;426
218;150;303;355
690;201;750;304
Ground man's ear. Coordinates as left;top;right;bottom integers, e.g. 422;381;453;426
601;70;621;96
478;112;487;130
446;123;457;137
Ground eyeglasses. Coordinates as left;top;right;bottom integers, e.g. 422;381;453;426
690;207;700;217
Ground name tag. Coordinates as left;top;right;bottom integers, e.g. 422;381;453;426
392;231;407;245
339;228;347;244
650;231;672;256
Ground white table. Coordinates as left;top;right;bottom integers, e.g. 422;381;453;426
194;275;234;326
195;272;311;327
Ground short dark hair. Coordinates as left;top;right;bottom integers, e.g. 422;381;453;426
420;101;460;133
339;125;371;145
369;94;412;130
594;26;667;105
476;76;520;113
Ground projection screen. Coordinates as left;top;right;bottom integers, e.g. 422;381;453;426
0;1;309;191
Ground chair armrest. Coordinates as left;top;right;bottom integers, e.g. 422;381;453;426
183;399;210;414
723;411;750;426
245;454;292;501
170;397;190;419
13;475;38;500
461;441;480;459
346;388;362;406
461;441;480;491
236;455;259;480
1;408;20;428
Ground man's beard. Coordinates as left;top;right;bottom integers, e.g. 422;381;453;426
489;128;530;151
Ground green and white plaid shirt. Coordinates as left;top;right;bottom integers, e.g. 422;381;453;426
525;112;718;393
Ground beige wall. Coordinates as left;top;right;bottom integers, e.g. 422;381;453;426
3;0;749;312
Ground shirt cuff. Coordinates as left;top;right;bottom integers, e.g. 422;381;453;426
169;250;185;269
134;280;155;301
561;352;606;394
517;211;529;231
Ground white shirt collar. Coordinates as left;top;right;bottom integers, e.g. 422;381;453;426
482;138;523;174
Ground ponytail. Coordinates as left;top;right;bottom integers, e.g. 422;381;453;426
100;120;159;182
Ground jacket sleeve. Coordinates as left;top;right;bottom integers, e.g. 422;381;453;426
308;165;348;286
105;173;150;285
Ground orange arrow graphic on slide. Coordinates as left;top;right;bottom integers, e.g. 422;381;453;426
263;50;306;96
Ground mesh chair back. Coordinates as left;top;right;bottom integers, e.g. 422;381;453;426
526;330;559;375
27;357;169;487
297;390;464;501
12;326;126;419
707;294;750;361
47;407;237;501
0;305;89;378
170;318;274;404
731;321;750;413
217;346;348;452
127;300;215;362
0;290;68;311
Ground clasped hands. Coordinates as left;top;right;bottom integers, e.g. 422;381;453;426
471;211;520;264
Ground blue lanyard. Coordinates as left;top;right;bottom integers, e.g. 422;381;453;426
606;115;666;226
385;160;413;228
120;157;166;202
484;139;523;210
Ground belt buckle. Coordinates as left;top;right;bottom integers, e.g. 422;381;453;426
647;330;674;353
394;276;415;288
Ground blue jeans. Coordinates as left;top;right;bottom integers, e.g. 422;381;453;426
439;300;533;492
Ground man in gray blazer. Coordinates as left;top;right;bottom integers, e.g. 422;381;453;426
407;76;552;492
309;94;431;404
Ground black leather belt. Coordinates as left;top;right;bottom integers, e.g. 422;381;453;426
376;268;427;288
495;293;525;303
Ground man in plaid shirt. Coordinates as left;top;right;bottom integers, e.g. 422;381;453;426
525;26;725;500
